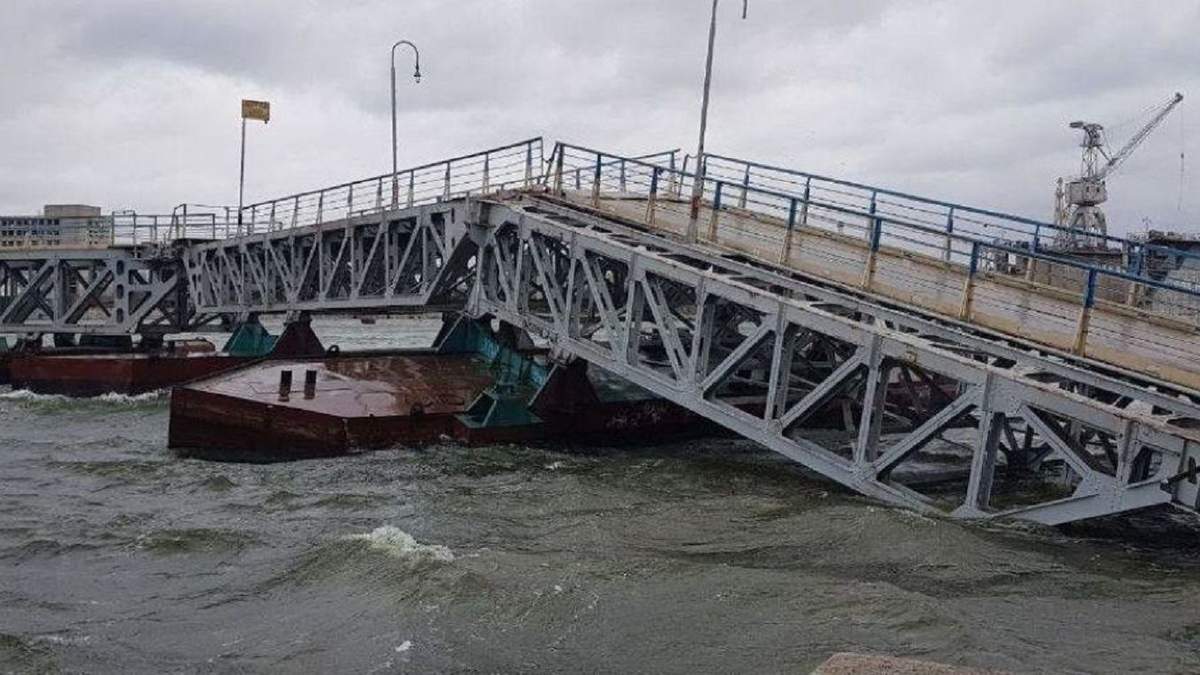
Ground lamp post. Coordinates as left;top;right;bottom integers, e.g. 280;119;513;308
391;40;422;208
687;0;748;242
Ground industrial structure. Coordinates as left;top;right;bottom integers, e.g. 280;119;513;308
4;137;1200;526
1053;92;1184;248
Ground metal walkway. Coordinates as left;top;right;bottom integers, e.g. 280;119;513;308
5;137;1200;524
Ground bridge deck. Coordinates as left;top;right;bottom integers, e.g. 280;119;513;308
572;190;1200;392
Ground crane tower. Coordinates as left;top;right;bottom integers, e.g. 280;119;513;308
1054;92;1184;249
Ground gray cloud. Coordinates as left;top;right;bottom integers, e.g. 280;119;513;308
0;0;1196;235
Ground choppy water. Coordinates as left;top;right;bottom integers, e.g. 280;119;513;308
3;317;1200;673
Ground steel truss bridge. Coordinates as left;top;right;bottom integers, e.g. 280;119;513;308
4;136;1200;525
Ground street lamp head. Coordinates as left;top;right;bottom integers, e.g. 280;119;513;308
413;66;421;83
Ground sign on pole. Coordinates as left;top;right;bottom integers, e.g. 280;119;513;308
238;99;271;231
241;99;271;124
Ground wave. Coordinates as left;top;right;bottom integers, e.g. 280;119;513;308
344;526;454;563
0;389;166;405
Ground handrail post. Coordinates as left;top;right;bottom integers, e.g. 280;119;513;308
443;163;451;200
407;172;415;208
798;177;811;231
269;202;277;233
591;153;602;208
860;213;883;290
865;192;878;241
619;158;627;193
291;197;300;229
1073;269;1098;355
739;165;750;208
347;184;354;220
666;154;679;197
959;241;981;320
707;181;723;241
482;153;490;194
1025;225;1040;282
524;143;533;188
645;167;660;225
316;192;325;225
1126;247;1144;306
553;144;565;194
943;207;955;262
780;197;798;265
250;205;258;235
376;177;383;211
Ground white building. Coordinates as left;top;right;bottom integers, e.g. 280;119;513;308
0;204;113;250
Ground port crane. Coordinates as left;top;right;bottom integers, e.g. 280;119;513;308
1053;91;1184;248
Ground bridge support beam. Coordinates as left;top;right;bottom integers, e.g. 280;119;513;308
465;197;1200;524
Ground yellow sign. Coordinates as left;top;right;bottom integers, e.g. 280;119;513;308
241;99;270;123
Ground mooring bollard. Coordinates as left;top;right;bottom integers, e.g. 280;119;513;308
304;369;317;399
278;369;292;400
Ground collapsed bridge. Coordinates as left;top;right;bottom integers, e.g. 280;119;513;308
4;136;1200;525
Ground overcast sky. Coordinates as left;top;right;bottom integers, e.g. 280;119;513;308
1;1;1197;235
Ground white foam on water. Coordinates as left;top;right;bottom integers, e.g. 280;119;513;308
346;526;454;563
0;389;164;404
395;640;412;653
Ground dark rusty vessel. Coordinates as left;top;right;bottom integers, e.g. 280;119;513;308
168;349;708;460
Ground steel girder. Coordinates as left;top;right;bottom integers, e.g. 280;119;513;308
0;248;190;335
181;202;475;316
465;196;1200;524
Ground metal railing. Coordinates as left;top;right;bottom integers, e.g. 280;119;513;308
699;153;1200;294
233;138;545;235
110;208;237;246
545;141;1200;335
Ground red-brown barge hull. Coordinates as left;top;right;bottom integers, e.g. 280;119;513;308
9;352;255;397
168;352;710;460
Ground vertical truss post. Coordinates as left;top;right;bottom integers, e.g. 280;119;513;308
962;412;1004;515
854;335;887;466
959;241;981;320
779;198;798;265
707;181;723;241
764;320;798;424
1073;269;1098;355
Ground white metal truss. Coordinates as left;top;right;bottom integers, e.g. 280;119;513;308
466;195;1200;524
181;202;475;316
0;248;190;335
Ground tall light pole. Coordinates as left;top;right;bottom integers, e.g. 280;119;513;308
687;0;748;241
391;40;421;208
